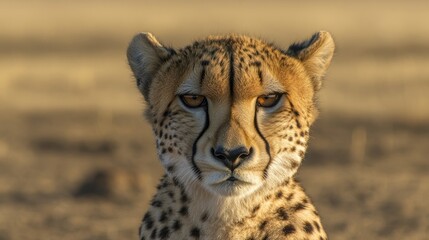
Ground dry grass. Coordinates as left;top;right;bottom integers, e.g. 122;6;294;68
0;0;428;239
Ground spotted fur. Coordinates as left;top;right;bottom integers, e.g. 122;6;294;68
127;31;335;240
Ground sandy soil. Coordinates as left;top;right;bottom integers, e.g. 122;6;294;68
0;1;428;239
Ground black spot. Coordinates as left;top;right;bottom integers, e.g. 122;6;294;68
201;212;208;222
180;193;189;203
292;203;306;212
159;226;170;239
151;200;162;208
282;179;290;186
179;206;188;216
143;213;154;230
150;227;157;239
304;221;314;234
275;190;283;199
190;227;200;238
252;204;260;214
262;234;269;240
277;207;289;220
159;211;168;223
201;60;209;66
259;220;268;230
295;119;302;129
172;219;182;231
167;165;175;172
283;224;296;235
314;221;321;232
290;160;299;169
161;179;169;188
172;177;180;186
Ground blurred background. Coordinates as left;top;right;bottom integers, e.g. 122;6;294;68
0;0;428;239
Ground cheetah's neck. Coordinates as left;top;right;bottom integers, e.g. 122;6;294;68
146;175;320;239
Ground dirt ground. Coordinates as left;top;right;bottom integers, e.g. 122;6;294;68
0;1;428;239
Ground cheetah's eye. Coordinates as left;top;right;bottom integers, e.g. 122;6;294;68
180;95;207;108
257;93;282;108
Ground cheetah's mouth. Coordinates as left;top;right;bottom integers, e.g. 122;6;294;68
199;167;265;196
209;172;254;186
226;176;238;181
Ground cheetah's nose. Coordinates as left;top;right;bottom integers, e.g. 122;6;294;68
211;146;253;170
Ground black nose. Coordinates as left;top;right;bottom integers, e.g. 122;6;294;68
211;146;253;169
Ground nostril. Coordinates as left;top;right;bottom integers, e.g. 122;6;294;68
211;147;227;160
211;146;253;168
239;147;253;159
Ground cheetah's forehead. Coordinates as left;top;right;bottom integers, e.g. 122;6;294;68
174;36;291;102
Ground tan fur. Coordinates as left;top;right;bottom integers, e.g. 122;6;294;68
127;31;335;240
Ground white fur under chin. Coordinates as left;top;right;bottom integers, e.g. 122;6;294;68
183;175;286;224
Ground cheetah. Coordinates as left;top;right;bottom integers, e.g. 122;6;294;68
127;31;335;240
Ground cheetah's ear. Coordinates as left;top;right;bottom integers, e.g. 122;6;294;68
286;31;335;91
127;32;175;101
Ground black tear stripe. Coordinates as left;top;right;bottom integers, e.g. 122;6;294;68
226;41;235;100
191;105;209;180
254;106;272;179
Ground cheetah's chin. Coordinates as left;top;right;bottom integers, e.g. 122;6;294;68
208;181;260;197
202;173;261;197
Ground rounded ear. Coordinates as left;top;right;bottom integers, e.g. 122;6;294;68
127;32;175;101
286;31;335;92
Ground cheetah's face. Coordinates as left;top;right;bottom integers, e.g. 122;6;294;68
127;32;334;197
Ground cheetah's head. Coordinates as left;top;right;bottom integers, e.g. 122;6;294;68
127;32;334;197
